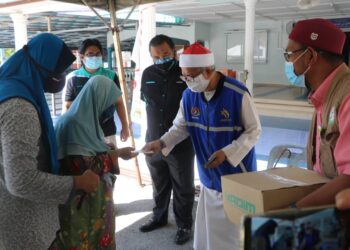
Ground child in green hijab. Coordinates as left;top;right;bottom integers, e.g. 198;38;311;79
51;75;137;250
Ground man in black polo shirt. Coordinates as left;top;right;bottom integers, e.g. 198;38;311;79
139;35;195;245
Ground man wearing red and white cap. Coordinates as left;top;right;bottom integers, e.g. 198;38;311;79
283;18;350;208
143;42;261;250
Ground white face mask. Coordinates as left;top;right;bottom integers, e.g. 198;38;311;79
184;74;210;92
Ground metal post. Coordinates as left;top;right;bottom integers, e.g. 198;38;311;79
46;16;56;116
244;0;258;93
108;0;143;186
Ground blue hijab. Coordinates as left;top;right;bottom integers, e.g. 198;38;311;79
55;75;121;159
0;33;75;174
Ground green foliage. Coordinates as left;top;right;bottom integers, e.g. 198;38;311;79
4;48;15;58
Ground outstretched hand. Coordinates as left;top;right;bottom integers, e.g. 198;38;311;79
141;140;164;155
118;147;138;160
336;188;350;210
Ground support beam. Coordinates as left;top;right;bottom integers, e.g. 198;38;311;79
108;0;143;186
47;16;57;117
244;0;258;93
10;13;28;51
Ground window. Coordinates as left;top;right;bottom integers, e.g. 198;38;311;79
226;30;268;64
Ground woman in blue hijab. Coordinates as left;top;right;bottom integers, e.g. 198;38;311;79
0;33;100;250
51;75;137;250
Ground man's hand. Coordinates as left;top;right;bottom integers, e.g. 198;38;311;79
120;126;130;142
74;170;100;193
142;140;164;155
336;188;350;210
118;147;138;160
205;150;227;168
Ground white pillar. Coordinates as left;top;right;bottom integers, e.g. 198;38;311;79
133;4;156;72
131;4;156;143
10;13;28;51
244;0;258;93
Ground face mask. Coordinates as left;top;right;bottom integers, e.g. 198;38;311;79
84;56;103;70
185;74;210;92
155;58;175;71
284;49;310;87
43;72;66;93
23;45;67;93
154;57;173;65
284;62;306;87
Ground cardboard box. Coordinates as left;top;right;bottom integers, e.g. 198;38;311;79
222;167;330;225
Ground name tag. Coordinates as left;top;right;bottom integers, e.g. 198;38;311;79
176;80;184;84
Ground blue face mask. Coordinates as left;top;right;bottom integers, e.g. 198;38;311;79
84;56;103;70
284;49;310;87
284;61;306;87
154;57;173;65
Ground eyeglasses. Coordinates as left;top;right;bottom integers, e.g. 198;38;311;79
180;70;204;83
283;48;306;62
180;75;196;83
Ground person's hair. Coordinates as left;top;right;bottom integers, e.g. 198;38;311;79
318;50;344;65
79;39;103;55
299;43;344;65
149;34;175;51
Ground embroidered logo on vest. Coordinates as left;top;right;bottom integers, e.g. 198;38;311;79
220;108;231;122
191;107;200;118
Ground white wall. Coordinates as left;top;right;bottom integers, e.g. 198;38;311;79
108;22;196;47
209;19;292;85
157;23;195;43
195;21;211;46
113;19;292;85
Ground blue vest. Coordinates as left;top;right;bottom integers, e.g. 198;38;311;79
182;76;257;192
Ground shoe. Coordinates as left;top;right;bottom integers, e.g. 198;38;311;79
174;227;191;245
139;219;167;232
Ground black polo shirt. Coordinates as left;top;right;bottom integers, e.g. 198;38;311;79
141;61;193;153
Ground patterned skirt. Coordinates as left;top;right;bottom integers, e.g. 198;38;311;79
50;152;118;250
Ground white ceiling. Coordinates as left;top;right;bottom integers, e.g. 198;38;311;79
155;0;350;23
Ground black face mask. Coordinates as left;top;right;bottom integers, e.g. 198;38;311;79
155;58;176;71
42;72;66;93
23;45;67;93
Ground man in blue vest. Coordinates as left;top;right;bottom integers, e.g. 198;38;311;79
143;42;261;250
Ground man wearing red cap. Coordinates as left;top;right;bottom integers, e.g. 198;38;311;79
143;42;261;250
283;18;350;208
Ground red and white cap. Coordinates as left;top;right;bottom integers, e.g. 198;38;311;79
179;42;215;68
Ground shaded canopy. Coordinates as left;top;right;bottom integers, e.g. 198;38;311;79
58;0;167;11
121;36;190;51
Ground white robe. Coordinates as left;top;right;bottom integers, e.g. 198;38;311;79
194;185;240;250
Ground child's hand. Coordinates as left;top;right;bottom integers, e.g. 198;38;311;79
118;147;138;160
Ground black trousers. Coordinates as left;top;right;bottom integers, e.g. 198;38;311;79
145;148;195;229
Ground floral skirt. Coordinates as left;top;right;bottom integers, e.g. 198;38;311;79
50;153;118;250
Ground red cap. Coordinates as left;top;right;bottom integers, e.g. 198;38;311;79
179;42;214;67
289;18;345;55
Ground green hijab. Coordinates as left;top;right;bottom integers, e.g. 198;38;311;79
55;75;121;159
